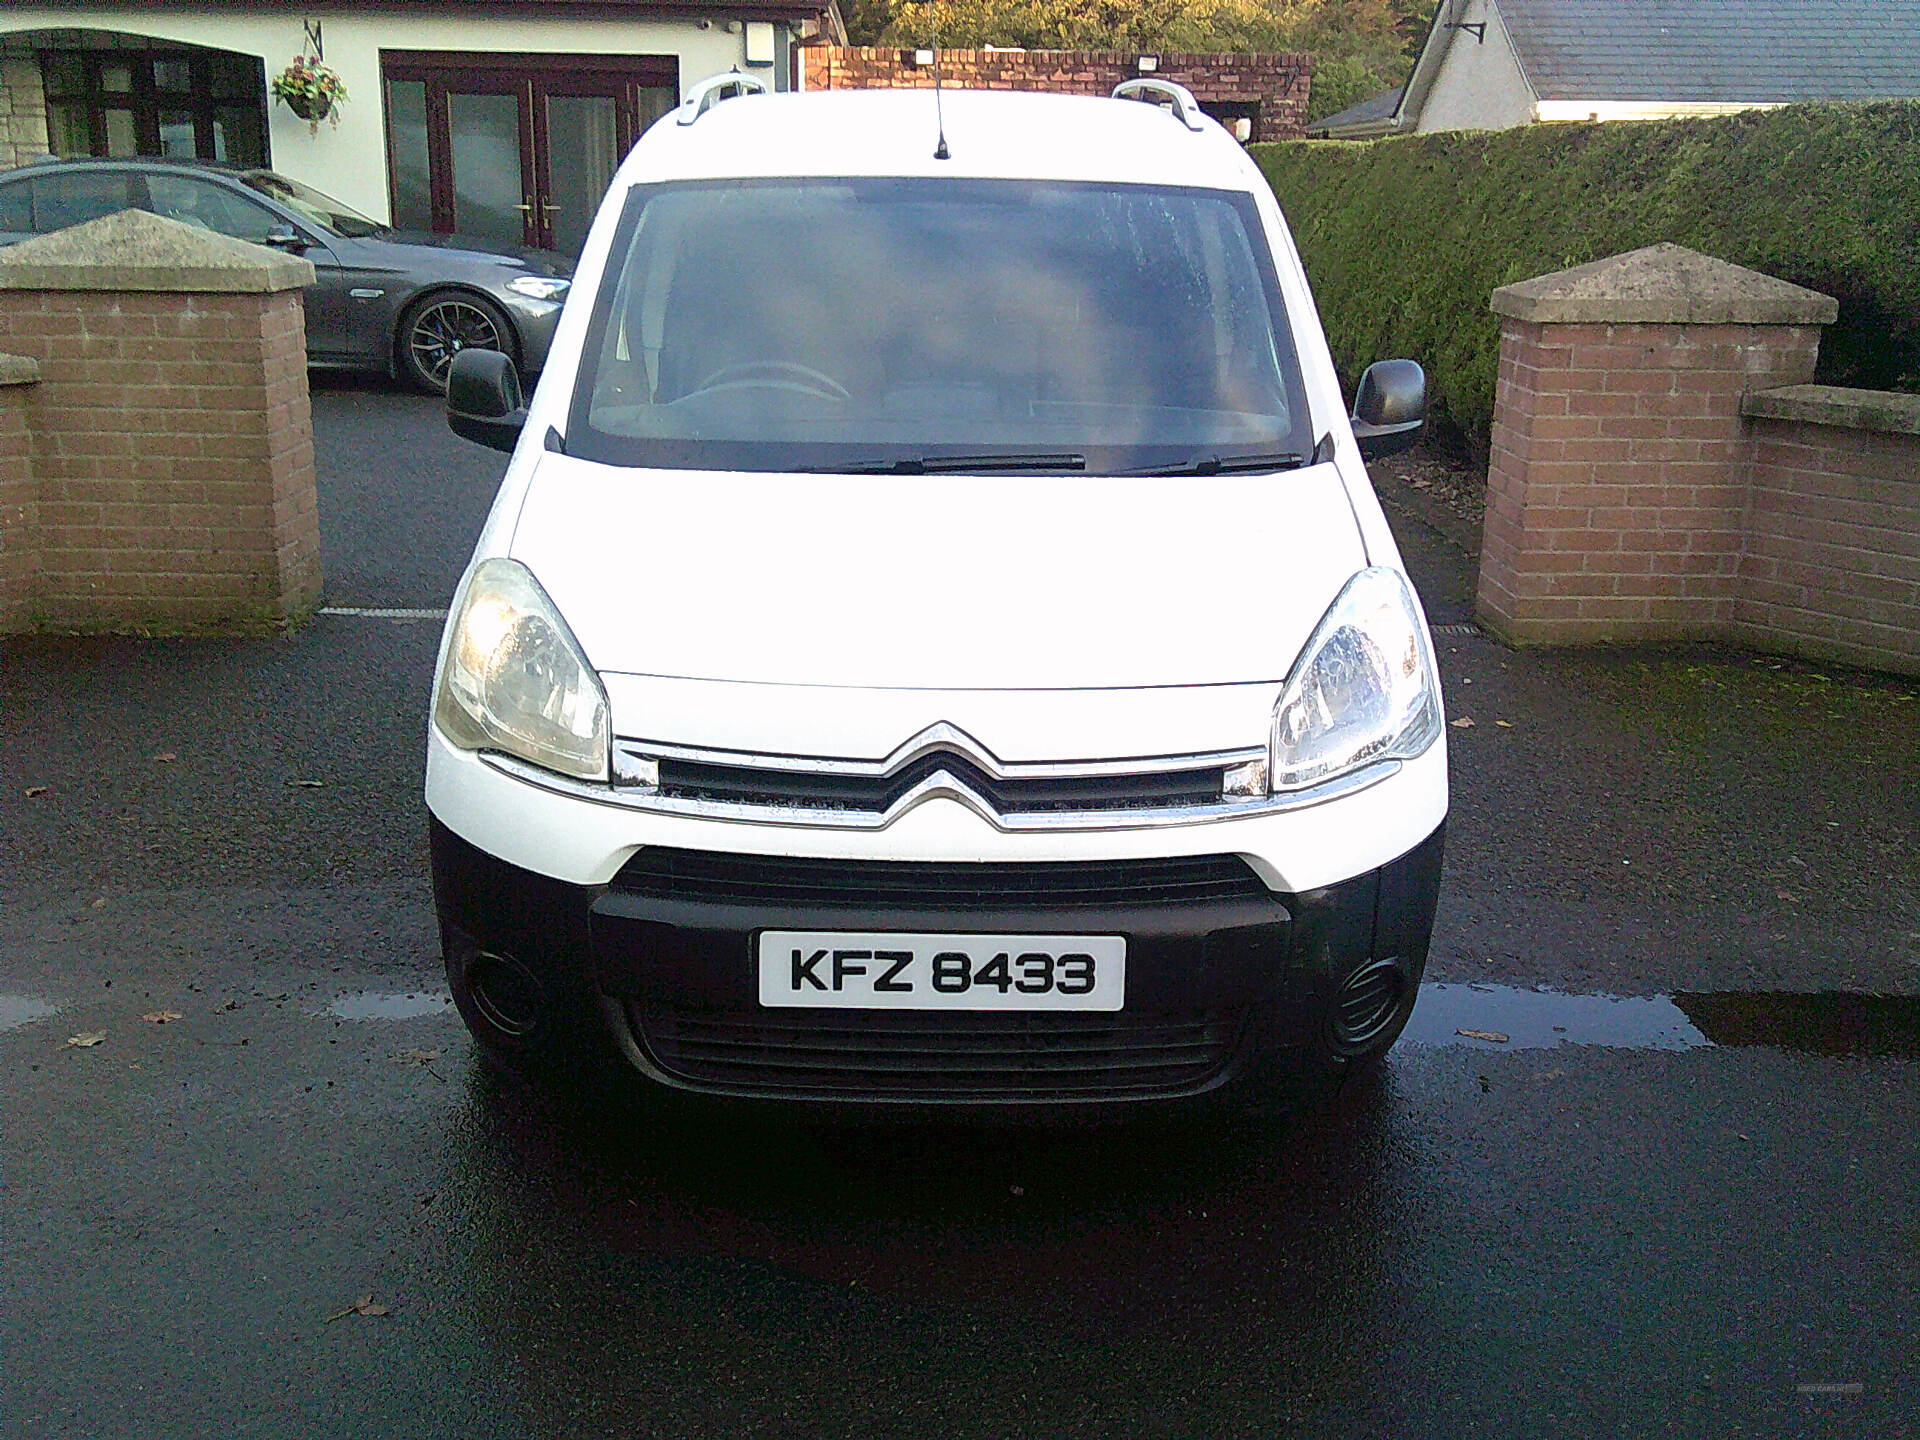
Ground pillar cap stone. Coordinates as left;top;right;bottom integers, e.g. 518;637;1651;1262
1490;243;1837;326
1743;383;1920;437
0;208;314;293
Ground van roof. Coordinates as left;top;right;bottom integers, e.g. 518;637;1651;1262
624;87;1256;191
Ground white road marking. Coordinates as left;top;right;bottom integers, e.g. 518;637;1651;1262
319;607;447;620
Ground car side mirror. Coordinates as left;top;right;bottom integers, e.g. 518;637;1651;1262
262;223;309;254
447;348;528;453
1351;359;1426;461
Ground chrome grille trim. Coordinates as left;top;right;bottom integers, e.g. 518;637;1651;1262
479;750;1402;830
618;722;1264;782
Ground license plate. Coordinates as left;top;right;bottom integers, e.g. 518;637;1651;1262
757;931;1126;1011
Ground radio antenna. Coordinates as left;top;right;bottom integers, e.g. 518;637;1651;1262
931;9;950;159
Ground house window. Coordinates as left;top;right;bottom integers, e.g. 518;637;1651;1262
39;49;268;167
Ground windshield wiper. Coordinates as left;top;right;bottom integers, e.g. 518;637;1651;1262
800;452;1086;475
1119;450;1309;477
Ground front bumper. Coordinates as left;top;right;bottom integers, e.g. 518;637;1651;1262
500;293;564;373
430;817;1445;1111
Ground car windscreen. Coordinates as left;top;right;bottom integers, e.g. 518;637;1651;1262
241;171;385;238
567;178;1314;474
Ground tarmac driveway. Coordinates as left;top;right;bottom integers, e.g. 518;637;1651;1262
1;382;1916;1438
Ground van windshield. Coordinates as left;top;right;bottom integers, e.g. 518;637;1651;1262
568;178;1314;474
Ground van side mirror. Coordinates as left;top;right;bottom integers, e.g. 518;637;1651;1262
447;349;528;453
1351;359;1426;461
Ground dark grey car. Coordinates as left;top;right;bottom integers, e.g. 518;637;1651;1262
0;156;573;392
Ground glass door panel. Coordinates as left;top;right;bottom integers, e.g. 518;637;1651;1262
541;93;618;256
636;86;678;135
384;80;434;232
447;90;528;247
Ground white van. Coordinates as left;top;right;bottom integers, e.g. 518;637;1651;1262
426;78;1447;1112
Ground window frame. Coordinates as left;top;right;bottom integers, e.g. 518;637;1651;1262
39;48;269;168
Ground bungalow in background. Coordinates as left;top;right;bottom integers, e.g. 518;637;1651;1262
1313;0;1920;140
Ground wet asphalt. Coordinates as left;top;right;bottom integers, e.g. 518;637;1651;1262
2;380;1917;1438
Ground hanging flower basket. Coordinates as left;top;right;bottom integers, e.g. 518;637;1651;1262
271;54;348;133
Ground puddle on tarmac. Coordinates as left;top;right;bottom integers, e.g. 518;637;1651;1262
1406;984;1709;1051
0;995;59;1032
325;990;454;1021
1407;984;1920;1058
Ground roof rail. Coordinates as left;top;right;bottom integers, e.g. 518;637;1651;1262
1111;78;1207;133
677;71;767;126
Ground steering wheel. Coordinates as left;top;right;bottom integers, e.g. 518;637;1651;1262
680;359;851;403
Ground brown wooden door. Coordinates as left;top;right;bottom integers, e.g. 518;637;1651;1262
383;54;678;254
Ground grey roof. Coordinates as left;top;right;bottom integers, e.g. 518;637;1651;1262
1499;0;1920;102
1307;85;1404;135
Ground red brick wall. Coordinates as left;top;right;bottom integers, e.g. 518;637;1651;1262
0;288;321;632
0;370;34;631
1737;419;1920;673
1479;318;1821;643
805;47;1311;140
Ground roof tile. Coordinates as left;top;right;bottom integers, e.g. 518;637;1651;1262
1496;0;1920;101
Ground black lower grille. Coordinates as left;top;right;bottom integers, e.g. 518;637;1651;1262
631;1005;1243;1100
610;848;1273;909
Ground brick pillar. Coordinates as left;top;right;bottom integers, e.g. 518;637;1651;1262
0;354;38;630
0;208;321;634
1476;243;1835;645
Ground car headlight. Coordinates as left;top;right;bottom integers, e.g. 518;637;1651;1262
505;274;570;302
1269;566;1443;792
435;558;610;781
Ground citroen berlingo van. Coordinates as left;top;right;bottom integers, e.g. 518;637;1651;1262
427;76;1447;1112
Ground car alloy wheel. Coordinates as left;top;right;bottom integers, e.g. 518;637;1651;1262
403;291;511;394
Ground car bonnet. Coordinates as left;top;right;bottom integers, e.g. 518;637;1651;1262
507;453;1368;691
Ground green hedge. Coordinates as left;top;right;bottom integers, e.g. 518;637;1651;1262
1251;103;1920;442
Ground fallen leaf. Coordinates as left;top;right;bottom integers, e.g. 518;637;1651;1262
1457;1028;1510;1043
219;999;243;1012
324;1294;390;1323
66;1031;107;1048
287;779;326;789
1532;1069;1565;1082
151;752;177;763
90;898;108;909
1009;1184;1025;1197
1450;716;1475;728
141;1010;183;1024
1495;719;1514;728
396;1048;442;1067
24;785;49;797
1776;890;1798;903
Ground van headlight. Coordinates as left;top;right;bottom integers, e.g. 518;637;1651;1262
434;558;610;781
1270;567;1443;792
